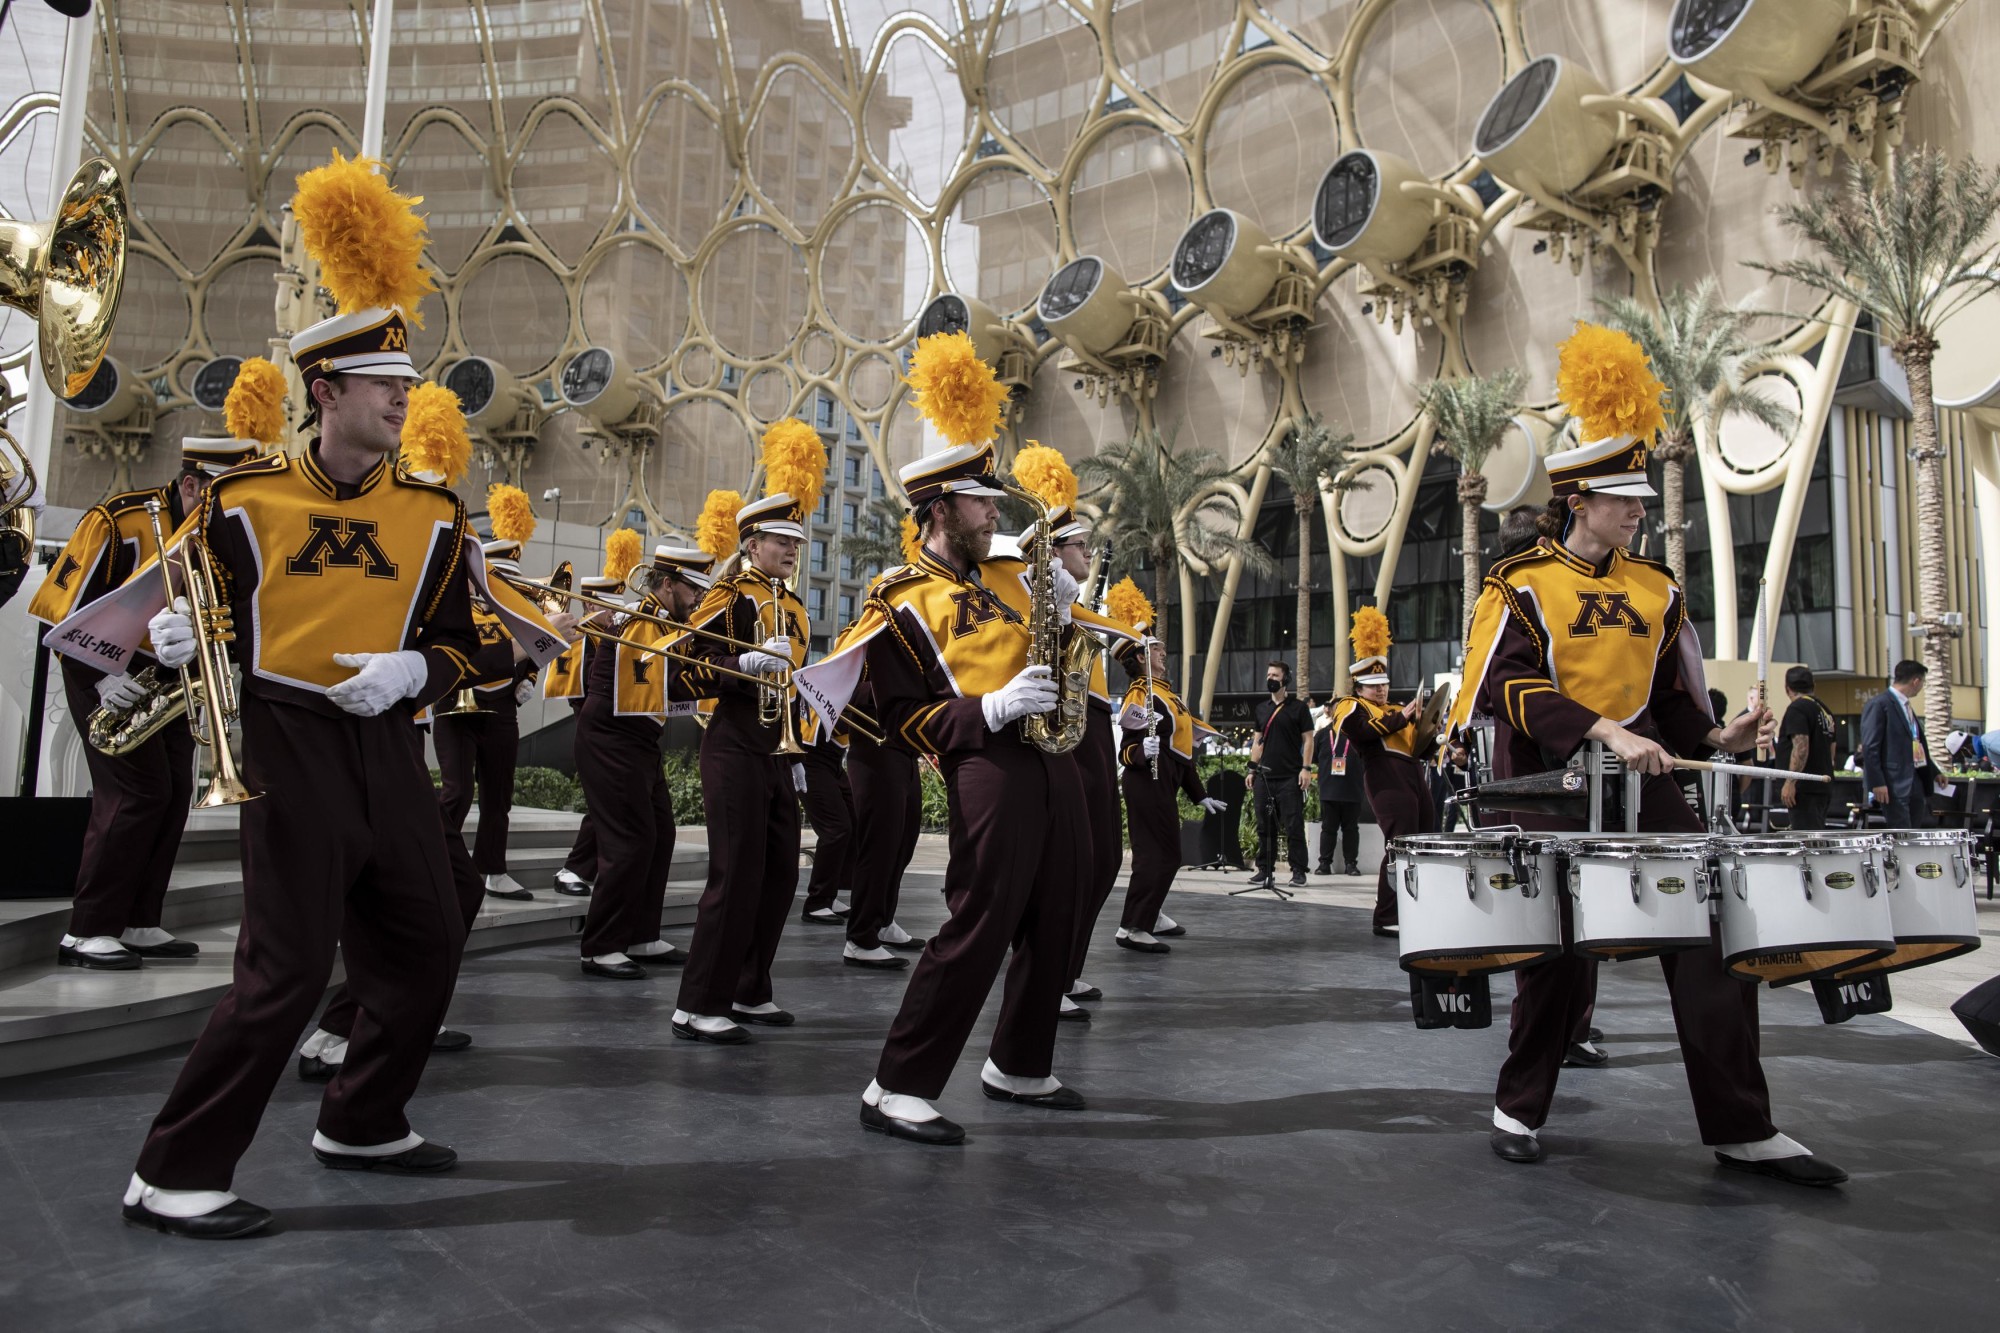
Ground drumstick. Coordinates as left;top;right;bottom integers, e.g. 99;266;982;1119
1752;578;1771;763
1673;757;1828;784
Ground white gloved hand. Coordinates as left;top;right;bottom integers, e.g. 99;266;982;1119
1142;735;1161;759
739;649;790;678
1199;796;1228;815
1119;705;1153;731
980;664;1059;731
791;762;808;793
326;650;429;717
513;677;536;707
95;673;149;710
1050;560;1079;625
148;598;197;669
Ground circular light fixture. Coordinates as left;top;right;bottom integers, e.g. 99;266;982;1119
1669;0;1848;94
63;356;148;421
1472;54;1616;198
1312;150;1435;265
189;356;242;414
1170;209;1281;320
558;346;646;424
1037;257;1136;360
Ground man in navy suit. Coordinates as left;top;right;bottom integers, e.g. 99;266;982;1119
1860;659;1940;828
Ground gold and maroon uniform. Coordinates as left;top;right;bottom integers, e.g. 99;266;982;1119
673;566;809;1017
861;545;1087;1098
130;446;481;1191
1116;673;1208;935
433;583;532;877
1460;538;1775;1145
796;707;855;920
1330;694;1436;932
28;487;197;947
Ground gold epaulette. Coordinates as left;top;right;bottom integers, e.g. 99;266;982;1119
866;563;926;597
207;451;291;496
391;465;463;503
100;486;168;519
1485;543;1557;584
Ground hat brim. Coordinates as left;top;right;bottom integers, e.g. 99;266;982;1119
747;521;806;539
1353;673;1391;687
952;482;1006;498
1587;479;1657;497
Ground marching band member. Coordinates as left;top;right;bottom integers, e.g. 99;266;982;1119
435;485;545;902
838;430;1093;1144
840;656;927;970
796;707;856;926
1013;480;1130;1016
1329;608;1433;938
575;539;714;978
670;488;811;1042
63;155;566;1238
1453;324;1840;1186
547;576;616;897
29;433;264;969
1113;632;1227;954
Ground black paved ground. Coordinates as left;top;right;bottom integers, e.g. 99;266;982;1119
3;879;1997;1331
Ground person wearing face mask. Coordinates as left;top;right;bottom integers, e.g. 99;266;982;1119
1329;608;1433;938
1248;661;1315;889
1451;323;1839;1187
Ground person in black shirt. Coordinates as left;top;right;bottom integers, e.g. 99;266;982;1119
1311;710;1364;875
1778;666;1836;830
1249;661;1314;888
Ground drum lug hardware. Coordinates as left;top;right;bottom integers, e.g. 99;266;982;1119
1693;864;1710;904
1730;862;1747;902
1798;861;1814;903
1862;859;1880;898
1954;849;1970;889
1629;862;1644;907
1464;862;1479;903
1567;863;1582;901
1401;858;1417;902
1882;849;1899;890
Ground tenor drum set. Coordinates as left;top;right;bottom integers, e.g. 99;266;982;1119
1391;748;1983;1029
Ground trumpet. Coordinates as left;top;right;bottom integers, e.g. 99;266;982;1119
746;584;805;758
143;500;259;807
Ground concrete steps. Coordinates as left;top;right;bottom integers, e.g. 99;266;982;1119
0;807;707;1079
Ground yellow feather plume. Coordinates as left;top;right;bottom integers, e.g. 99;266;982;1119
1105;577;1154;633
222;356;288;446
487;483;536;545
1011;442;1077;511
1350;605;1391;660
603;528;642;583
399;382;470;485
899;513;922;564
697;489;744;562
906;331;1009;447
1556;321;1666;444
292;150;437;326
761;418;827;513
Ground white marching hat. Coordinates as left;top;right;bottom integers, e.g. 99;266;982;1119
651;543;716;590
1546;431;1656;498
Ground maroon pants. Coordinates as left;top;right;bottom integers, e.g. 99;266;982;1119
434;705;518;874
1366;755;1435;930
845;741;922;951
1119;762;1183;932
135;695;462;1190
564;815;598;878
1494;772;1776;1144
62;666;195;939
1069;712;1122;978
799;742;853;913
575;706;674;957
876;738;1083;1098
676;733;801;1014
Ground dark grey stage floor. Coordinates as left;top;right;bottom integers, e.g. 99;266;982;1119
3;879;1998;1332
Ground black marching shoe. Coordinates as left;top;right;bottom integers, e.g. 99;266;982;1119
800;906;844;925
1587;1026;1603;1044
432;1029;473;1052
883;936;927;952
1056;1004;1091;1024
980;1081;1087;1111
1562;1041;1609;1068
844;950;910;970
57;942;140;971
672;1018;751;1044
1115;932;1171;955
122;1199;272;1240
582;956;645;980
297;1055;340;1083
1372;923;1399;938
314;1141;459;1174
552;870;592;897
1714;1152;1849;1188
860;1102;965;1146
1490;1129;1543;1164
731;1007;795;1027
125;938;199;959
1069;984;1103;1002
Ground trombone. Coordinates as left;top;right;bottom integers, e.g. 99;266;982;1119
144;500;259;807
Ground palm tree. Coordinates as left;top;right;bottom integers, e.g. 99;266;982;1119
1419;370;1525;637
1755;149;2000;743
844;496;908;575
1597;280;1798;583
1077;427;1274;638
1265;413;1357;699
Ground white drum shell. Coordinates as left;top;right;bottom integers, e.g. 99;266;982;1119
1394;838;1561;977
1718;839;1895;986
1863;831;1984;975
1564;838;1715;961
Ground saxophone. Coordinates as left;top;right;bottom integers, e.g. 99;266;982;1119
86;666;189;755
1001;483;1090;754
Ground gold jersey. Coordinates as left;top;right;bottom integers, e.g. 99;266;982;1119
201;450;473;694
28;487;174;626
1331;695;1422;760
1121;677;1197;759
